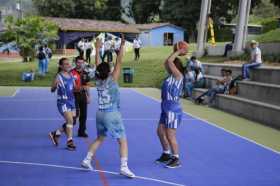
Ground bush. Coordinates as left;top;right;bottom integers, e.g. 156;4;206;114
256;28;280;43
261;17;279;33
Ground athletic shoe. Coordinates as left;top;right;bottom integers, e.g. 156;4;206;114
66;139;76;151
155;153;172;164
165;157;181;169
120;166;135;178
48;131;60;146
81;159;93;171
78;132;88;138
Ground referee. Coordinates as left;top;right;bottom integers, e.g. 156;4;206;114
71;56;91;137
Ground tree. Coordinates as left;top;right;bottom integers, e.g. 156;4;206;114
270;0;280;8
160;0;261;41
3;16;58;62
32;0;121;21
132;0;162;23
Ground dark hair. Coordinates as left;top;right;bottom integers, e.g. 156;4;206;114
75;56;84;63
95;62;110;80
39;46;43;51
226;69;232;74
221;68;226;72
174;58;185;75
191;56;196;60
57;57;68;74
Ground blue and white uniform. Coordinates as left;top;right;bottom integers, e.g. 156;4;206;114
56;73;76;116
160;75;184;129
95;76;125;139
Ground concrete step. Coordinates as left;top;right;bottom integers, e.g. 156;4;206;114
237;80;280;106
204;75;280;106
193;88;280;129
203;63;280;85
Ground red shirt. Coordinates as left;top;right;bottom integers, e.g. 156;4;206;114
71;69;82;92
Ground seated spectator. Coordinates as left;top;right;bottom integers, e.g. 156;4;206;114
186;56;205;74
223;42;233;57
195;69;232;105
242;40;262;80
193;67;205;89
184;68;195;98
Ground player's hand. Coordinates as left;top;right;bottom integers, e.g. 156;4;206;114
120;34;125;46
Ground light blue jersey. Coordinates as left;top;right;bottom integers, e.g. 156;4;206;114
96;76;120;112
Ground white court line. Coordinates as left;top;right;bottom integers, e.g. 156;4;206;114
131;89;280;155
11;88;20;97
0;160;186;186
0;118;197;121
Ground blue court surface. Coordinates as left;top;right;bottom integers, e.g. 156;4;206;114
0;87;280;186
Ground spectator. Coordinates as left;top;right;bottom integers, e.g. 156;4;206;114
193;67;205;89
184;68;195;99
113;37;121;56
37;46;46;76
44;44;52;73
77;39;85;58
195;69;232;105
85;40;93;64
186;56;204;74
242;40;262;80
133;37;142;61
223;28;235;57
102;36;113;63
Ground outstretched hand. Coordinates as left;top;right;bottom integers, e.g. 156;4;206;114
120;34;125;46
95;38;102;50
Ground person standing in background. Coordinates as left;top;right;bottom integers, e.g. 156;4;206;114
44;44;52;73
133;37;142;61
71;56;91;137
85;39;93;64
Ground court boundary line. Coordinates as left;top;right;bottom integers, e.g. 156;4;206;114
131;89;280;156
0;118;197;121
0;160;186;186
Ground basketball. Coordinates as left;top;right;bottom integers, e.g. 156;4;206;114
173;41;189;56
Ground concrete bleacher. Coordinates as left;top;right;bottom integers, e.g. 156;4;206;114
193;63;280;129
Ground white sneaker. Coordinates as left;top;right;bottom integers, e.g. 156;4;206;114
81;159;93;171
120;166;135;178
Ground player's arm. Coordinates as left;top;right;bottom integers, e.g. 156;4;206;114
51;75;59;92
112;34;125;81
95;38;102;66
165;49;185;80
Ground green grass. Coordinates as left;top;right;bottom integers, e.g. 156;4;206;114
0;45;196;87
0;86;17;96
256;28;280;43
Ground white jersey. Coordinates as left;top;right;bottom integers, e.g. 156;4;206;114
251;47;262;64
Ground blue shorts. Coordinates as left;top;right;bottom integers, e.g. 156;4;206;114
96;111;126;139
159;111;182;129
57;100;76;116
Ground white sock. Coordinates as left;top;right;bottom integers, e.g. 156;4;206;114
86;152;93;161
173;154;179;158
163;150;171;154
67;137;73;141
121;157;128;168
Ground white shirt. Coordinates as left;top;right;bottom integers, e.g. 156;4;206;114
114;40;121;50
133;39;141;49
104;40;112;51
251;47;262;64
